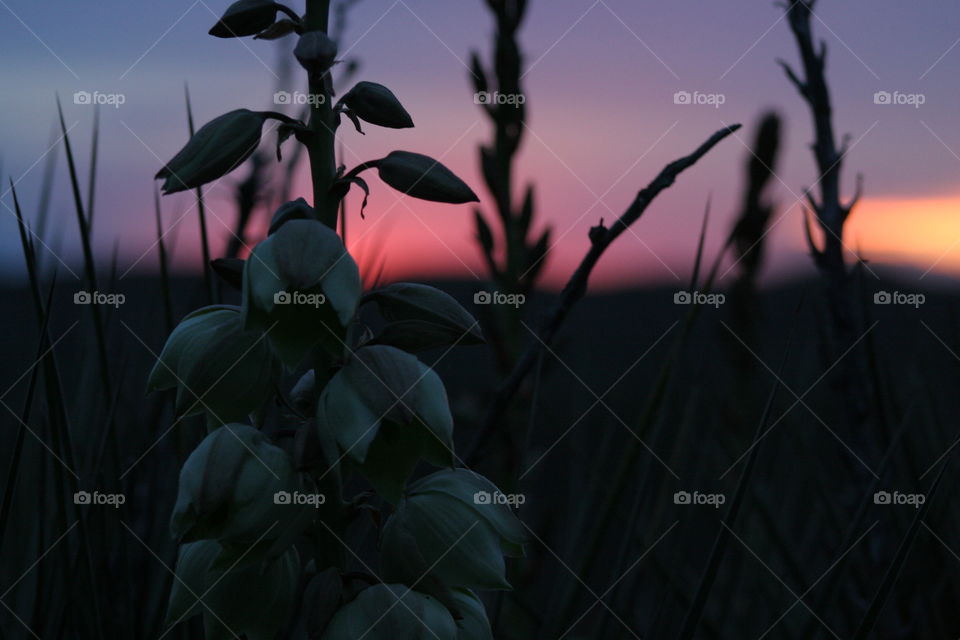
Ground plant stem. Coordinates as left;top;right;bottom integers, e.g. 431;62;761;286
304;0;338;228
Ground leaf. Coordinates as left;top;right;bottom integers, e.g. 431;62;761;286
342;82;414;129
209;0;279;38
378;151;479;204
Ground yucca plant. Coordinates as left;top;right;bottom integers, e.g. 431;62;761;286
150;1;524;638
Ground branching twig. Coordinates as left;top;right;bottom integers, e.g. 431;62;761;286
465;124;741;464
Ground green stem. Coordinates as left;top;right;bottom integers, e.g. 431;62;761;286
304;0;337;229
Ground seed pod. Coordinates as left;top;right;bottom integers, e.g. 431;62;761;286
169;424;299;544
321;584;457;640
317;345;454;502
243;219;360;367
147;305;279;422
381;468;527;590
156;109;267;194
209;0;279;38
167;540;299;640
377;151;479;204
294;30;338;76
342;82;414;129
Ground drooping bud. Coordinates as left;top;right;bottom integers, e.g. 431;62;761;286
381;469;527;590
317;345;454;502
209;0;279;38
156;109;267;194
449;589;493;640
167;540;299;639
242;219;360;367
342;82;414;129
321;584;457;640
294;30;337;77
147;305;279;423
378;151;479;204
365;282;484;352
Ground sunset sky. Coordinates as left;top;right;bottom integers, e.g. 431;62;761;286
1;0;959;289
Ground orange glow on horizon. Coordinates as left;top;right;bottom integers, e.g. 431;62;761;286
844;195;960;277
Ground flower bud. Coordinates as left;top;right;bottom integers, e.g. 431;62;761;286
449;589;493;640
268;197;315;234
170;424;299;544
377;151;479;204
242;219;360;367
365;282;484;352
322;584;456;640
381;469;527;590
317;345;454;502
156;109;267;194
167;540;299;639
209;0;279;38
294;30;337;76
147;305;279;423
342;82;414;129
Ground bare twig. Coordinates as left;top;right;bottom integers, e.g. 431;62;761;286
465;124;740;464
